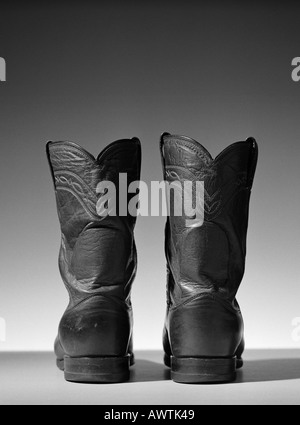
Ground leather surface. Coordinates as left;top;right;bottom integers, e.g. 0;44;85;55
161;133;258;359
47;138;141;359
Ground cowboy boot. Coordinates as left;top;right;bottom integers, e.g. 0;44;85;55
47;138;141;383
160;133;258;383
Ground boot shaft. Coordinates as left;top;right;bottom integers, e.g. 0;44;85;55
47;139;141;235
160;133;258;302
47;139;141;300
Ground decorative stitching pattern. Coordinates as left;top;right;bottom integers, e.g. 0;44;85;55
203;187;222;220
51;145;96;164
166;139;212;166
54;170;97;201
165;165;222;222
54;170;100;220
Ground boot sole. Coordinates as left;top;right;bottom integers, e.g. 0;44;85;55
164;355;243;384
56;354;134;383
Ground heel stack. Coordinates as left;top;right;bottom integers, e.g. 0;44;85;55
170;356;237;384
60;355;132;383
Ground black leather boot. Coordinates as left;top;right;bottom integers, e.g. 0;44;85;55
47;138;141;383
160;133;258;384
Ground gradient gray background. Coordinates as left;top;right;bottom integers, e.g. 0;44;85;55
0;1;299;351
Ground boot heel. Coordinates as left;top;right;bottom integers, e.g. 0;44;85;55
63;355;132;383
171;356;237;384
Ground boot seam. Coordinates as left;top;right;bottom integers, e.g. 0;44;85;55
65;293;132;313
169;292;241;315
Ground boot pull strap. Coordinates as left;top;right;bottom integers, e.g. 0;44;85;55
159;132;171;178
246;137;258;190
46;141;56;190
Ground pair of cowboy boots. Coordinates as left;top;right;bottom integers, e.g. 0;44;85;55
47;133;258;384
